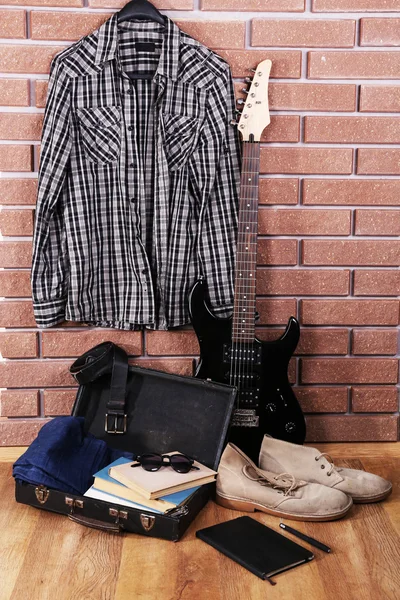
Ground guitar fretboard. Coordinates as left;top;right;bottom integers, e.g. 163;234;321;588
232;141;260;343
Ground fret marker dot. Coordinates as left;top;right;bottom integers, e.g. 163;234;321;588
248;178;251;181
250;274;252;277
246;227;249;230
247;204;250;207
244;296;246;299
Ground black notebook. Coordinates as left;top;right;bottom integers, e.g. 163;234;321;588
196;516;314;582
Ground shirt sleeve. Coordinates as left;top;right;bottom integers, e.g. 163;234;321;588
195;64;241;317
30;55;72;328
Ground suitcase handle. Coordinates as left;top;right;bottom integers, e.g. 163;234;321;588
68;513;124;533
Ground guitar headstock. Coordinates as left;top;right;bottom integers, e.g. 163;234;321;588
233;59;272;142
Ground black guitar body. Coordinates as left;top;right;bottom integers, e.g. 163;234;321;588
189;279;306;462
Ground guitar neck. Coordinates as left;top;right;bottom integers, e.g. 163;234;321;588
232;140;260;344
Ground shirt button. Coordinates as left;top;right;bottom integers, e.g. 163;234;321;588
141;269;146;274
129;162;134;167
128;125;133;131
126;88;132;94
130;197;135;203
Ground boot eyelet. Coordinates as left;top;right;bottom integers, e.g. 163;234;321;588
315;457;318;461
327;473;331;477
321;465;325;469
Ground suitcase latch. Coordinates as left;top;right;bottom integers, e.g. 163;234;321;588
140;514;156;532
105;412;127;434
35;485;49;504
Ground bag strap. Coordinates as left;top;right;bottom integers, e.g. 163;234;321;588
70;342;129;434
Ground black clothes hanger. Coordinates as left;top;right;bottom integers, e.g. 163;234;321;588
117;0;166;27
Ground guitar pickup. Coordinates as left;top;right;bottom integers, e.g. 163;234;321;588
223;344;262;365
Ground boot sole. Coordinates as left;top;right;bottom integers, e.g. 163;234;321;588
215;493;353;522
352;485;392;504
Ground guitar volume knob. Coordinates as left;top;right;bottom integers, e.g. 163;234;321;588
285;422;296;433
266;403;277;413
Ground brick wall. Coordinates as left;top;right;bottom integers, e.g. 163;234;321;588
0;0;399;446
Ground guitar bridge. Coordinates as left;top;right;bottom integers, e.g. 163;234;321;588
231;409;259;428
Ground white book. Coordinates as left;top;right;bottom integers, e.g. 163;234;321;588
84;485;162;513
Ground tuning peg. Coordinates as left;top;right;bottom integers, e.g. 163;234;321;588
244;76;253;83
230;119;238;126
241;88;249;94
249;68;257;73
236;98;245;105
234;108;242;115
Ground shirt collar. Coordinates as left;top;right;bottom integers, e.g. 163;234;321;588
94;12;180;82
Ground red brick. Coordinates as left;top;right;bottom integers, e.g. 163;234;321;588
256;299;297;325
0;145;32;171
0;242;32;268
355;210;400;236
0;271;31;297
42;330;143;358
301;358;398;384
303;179;400;206
256;269;350;296
88;0;192;7
130;358;194;377
201;0;304;10
175;21;245;50
360;18;400;47
313;0;400;11
260;148;352;175
35;80;48;108
0;210;33;237
269;83;356;112
358;149;400;175
305;415;398;442
0;9;26;38
257;328;349;355
296;386;348;412
0;0;82;5
259;179;298;205
261;116;300;143
0;79;29;106
0;113;43;141
257;239;298;266
218;50;301;78
252;19;355;48
146;330;199;356
305;116;400;144
351;386;398;413
0;44;63;74
43;389;76;416
0;360;74;388
0;420;48;447
259;208;350;235
0;332;37;358
352;329;398;355
353;270;400;297
302;240;400;267
30;11;108;41
360;85;400;112
0;178;37;205
308;51;400;79
0;301;35;328
300;299;399;326
0;390;38;417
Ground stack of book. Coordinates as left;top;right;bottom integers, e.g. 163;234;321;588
84;452;217;514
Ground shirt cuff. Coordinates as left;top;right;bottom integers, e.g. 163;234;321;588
33;298;66;328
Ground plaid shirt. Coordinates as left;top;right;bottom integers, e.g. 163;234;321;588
31;14;241;330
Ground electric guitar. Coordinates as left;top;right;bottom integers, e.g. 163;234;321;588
189;59;306;462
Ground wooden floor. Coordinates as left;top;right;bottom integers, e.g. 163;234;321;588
0;443;399;600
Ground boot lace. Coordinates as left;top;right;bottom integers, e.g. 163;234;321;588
243;465;304;497
315;452;338;476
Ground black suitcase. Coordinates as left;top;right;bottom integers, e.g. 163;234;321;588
15;342;237;541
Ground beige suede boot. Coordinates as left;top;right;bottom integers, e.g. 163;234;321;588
216;443;352;521
259;435;392;504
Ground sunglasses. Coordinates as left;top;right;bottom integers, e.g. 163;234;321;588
131;453;200;473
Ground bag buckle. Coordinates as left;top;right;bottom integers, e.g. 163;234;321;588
105;412;127;434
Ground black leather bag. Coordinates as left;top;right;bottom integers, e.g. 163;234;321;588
15;342;237;540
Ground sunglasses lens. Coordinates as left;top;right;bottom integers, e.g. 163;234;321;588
170;454;192;473
141;454;162;471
